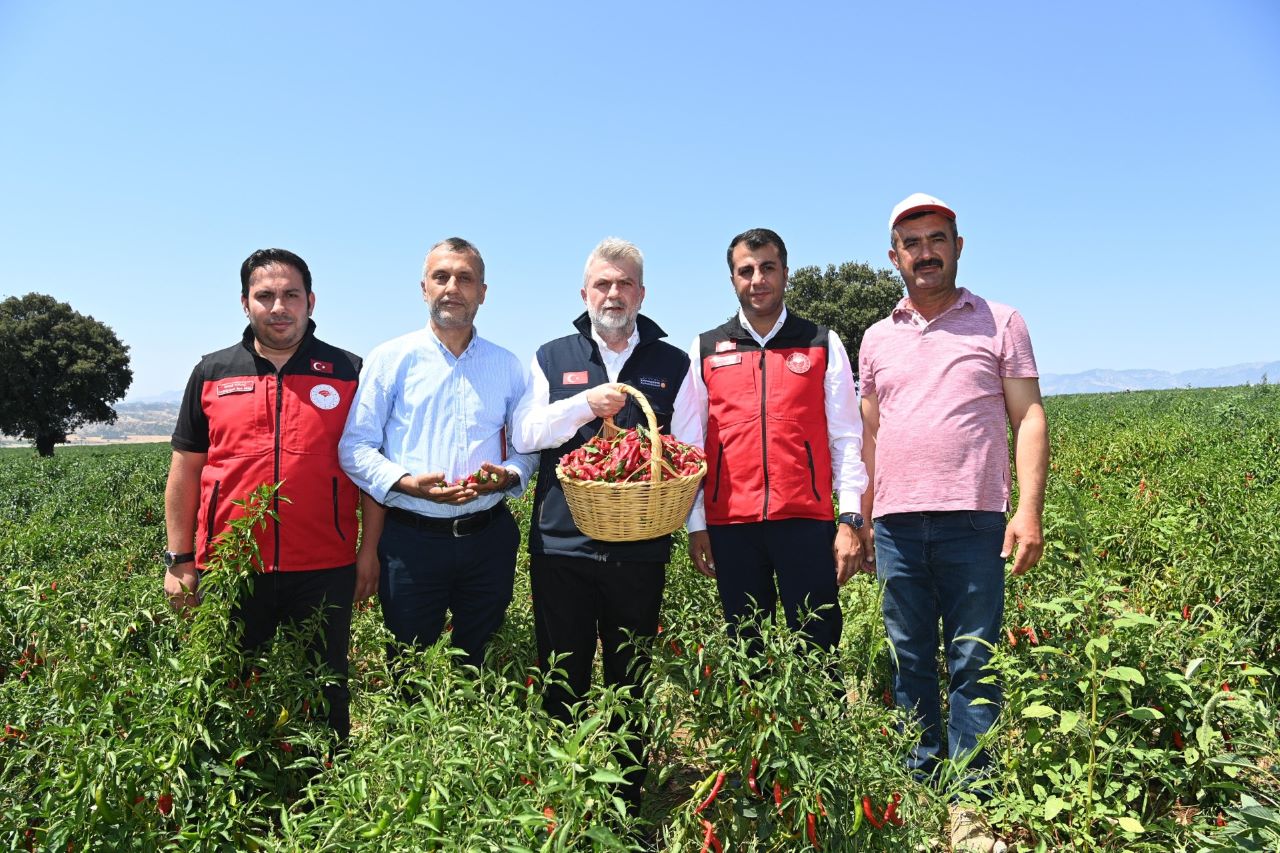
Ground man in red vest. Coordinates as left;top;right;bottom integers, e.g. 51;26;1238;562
686;229;870;651
164;248;365;738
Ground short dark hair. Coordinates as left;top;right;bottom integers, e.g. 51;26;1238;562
425;237;485;282
727;228;788;272
240;248;312;298
890;211;959;248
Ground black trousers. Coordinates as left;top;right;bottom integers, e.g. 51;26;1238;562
530;554;665;809
708;518;842;652
232;564;356;739
378;503;519;669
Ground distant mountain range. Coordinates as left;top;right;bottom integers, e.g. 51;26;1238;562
1039;361;1279;397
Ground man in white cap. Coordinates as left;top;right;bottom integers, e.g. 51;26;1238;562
858;194;1048;852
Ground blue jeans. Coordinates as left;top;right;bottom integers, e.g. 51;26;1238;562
875;511;1005;787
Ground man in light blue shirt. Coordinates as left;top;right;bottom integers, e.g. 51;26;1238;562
339;237;536;668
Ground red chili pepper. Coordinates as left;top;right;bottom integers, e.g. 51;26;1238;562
1006;628;1018;647
792;719;804;734
1216;812;1226;827
774;780;784;816
806;812;821;848
747;758;761;796
695;771;725;814
544;806;556;836
816;791;827;817
1182;604;1191;621
699;818;723;853
156;793;173;815
884;792;903;826
1025;626;1039;646
1172;730;1184;750
862;795;883;829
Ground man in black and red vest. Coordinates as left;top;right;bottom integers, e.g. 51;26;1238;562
512;237;700;815
686;228;871;652
163;247;366;738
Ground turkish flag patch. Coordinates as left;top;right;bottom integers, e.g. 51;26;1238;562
562;371;589;385
311;360;334;374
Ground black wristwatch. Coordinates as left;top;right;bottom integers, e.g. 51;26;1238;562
162;550;196;569
837;512;864;530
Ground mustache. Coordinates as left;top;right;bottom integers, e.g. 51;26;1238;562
913;259;943;273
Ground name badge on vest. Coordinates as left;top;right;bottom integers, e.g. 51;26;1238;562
216;379;254;396
715;340;737;353
637;375;667;390
710;353;742;369
562;371;589;385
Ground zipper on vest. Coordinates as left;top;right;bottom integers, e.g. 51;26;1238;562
204;480;221;549
803;440;820;501
332;476;345;541
711;443;725;503
271;370;283;571
759;350;770;519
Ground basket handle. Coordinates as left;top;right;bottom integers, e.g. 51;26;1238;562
604;383;662;483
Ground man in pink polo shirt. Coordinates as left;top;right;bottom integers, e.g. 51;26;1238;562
858;194;1048;852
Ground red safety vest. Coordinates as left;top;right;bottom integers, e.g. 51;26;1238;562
698;313;832;524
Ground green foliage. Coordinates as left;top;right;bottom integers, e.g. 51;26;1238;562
0;385;1277;850
0;293;132;456
786;262;903;368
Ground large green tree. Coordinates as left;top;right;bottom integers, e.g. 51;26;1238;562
786;261;903;374
0;293;132;456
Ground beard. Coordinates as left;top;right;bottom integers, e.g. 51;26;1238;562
588;302;637;338
430;299;478;330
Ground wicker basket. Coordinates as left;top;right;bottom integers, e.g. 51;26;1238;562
556;383;706;542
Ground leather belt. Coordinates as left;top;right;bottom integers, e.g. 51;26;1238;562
386;503;505;537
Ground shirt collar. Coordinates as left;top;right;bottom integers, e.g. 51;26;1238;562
426;324;479;359
892;287;974;321
736;305;788;346
590;324;640;358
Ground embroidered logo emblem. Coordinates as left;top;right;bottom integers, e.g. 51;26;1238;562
311;359;333;374
215;379;254;396
710;353;742;369
715;340;737;353
310;383;340;410
637;376;667;389
562;371;589;385
785;352;812;374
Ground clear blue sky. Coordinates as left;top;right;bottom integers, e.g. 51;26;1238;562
2;1;1277;400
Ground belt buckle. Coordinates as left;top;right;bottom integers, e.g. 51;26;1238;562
452;516;465;537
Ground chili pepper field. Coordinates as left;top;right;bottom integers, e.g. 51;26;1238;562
1;384;1277;851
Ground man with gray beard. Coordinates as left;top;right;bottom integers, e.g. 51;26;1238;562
339;237;536;669
513;237;700;815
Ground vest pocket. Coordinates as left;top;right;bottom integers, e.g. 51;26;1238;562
803;441;820;501
204;480;221;548
331;477;346;541
711;443;725;503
